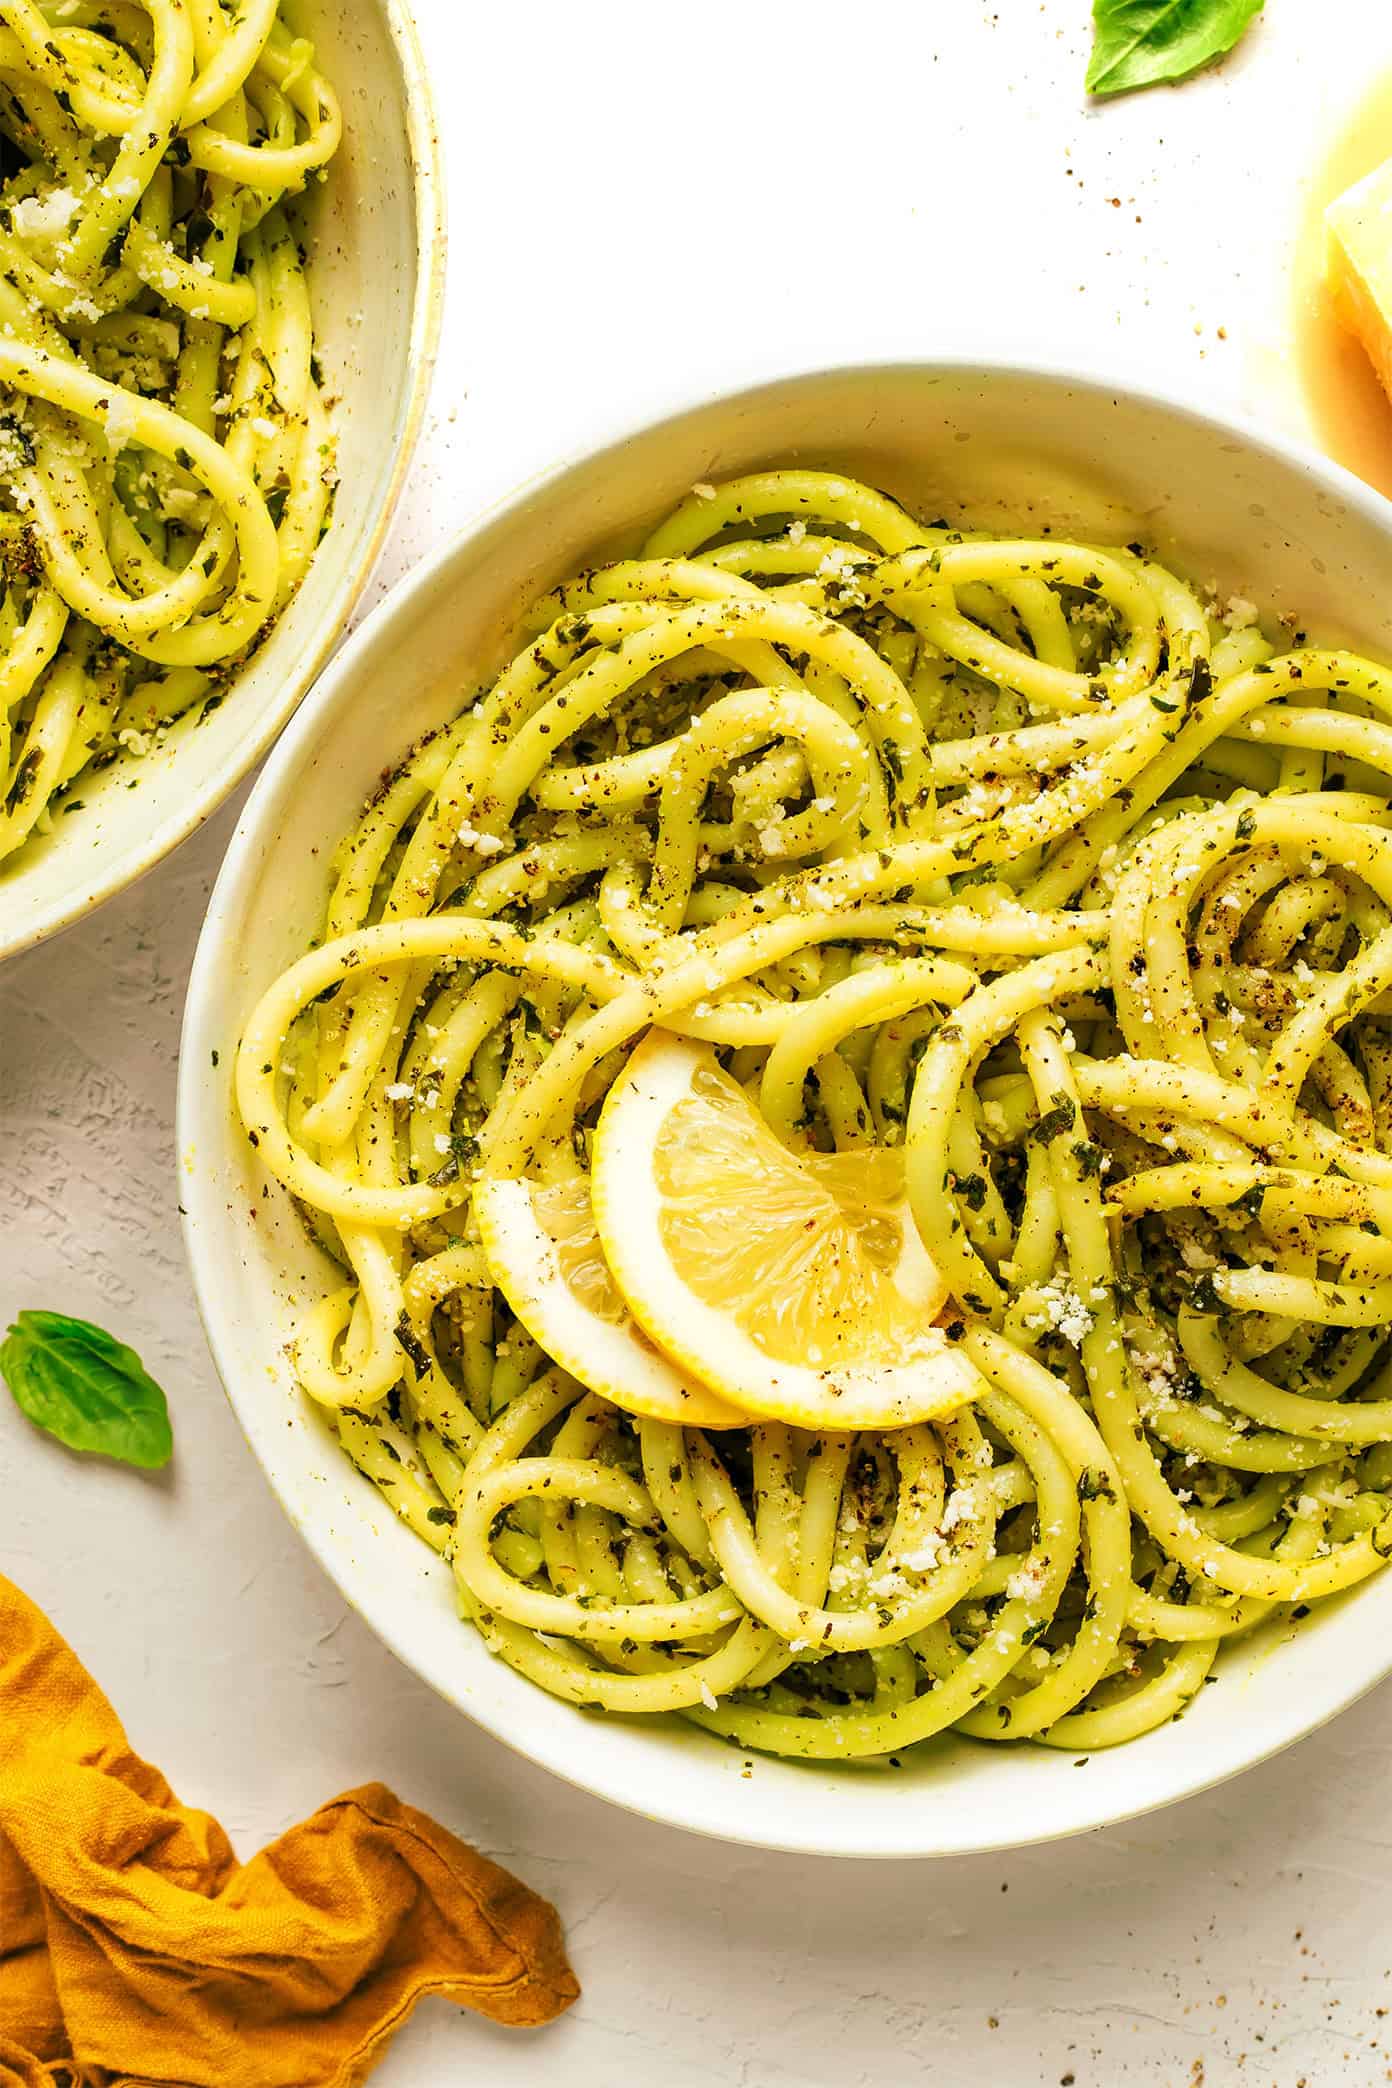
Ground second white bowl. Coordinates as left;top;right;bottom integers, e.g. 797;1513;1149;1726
0;0;443;963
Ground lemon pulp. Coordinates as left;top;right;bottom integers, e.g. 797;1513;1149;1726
656;1067;935;1368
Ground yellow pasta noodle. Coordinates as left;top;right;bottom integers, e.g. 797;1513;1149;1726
236;467;1392;1762
0;0;339;865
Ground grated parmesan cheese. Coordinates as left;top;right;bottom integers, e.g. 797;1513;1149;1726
12;187;81;239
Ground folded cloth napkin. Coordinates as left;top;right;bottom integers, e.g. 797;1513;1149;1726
0;1574;578;2086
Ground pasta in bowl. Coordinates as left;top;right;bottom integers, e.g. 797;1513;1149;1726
182;363;1392;1854
0;0;440;958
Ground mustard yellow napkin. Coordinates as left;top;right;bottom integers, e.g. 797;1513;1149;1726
0;1574;578;2086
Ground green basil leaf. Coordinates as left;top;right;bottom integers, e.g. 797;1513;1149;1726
0;1310;173;1469
1086;0;1264;98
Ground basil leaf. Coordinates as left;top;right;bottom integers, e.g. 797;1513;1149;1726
0;1310;173;1469
1086;0;1264;98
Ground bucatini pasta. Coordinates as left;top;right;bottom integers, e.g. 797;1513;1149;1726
236;467;1392;1761
0;0;339;866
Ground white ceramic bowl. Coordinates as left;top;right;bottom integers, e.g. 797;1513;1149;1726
180;360;1392;1857
0;0;443;963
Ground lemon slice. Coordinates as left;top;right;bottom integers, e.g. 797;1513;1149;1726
590;1031;978;1429
474;1170;746;1428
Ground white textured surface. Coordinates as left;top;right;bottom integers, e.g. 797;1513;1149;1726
6;3;1392;2080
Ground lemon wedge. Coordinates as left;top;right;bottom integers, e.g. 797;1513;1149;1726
590;1031;978;1429
1327;158;1392;406
474;1170;746;1428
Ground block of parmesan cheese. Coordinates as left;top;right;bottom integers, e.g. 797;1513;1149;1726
1327;158;1392;400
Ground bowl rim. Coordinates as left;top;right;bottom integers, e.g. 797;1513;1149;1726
180;351;1392;1857
1;0;447;965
